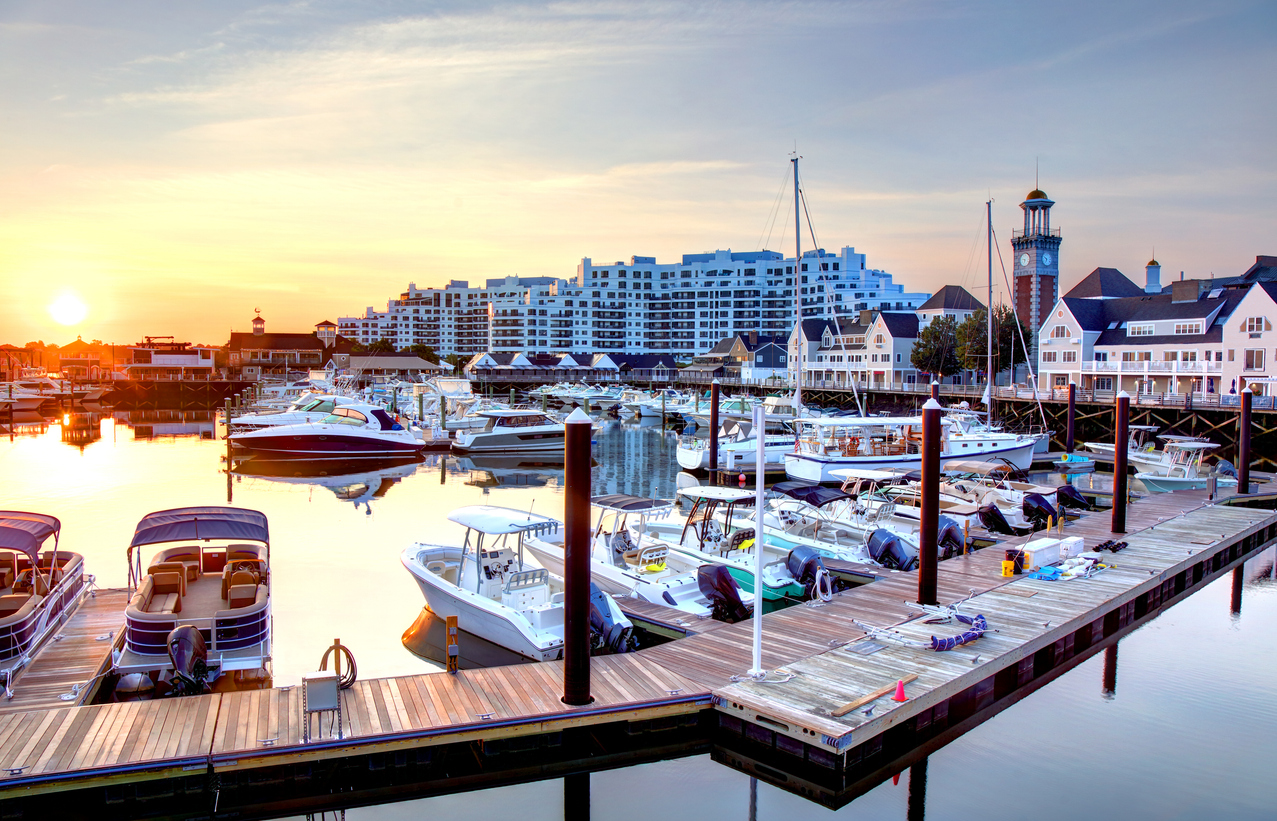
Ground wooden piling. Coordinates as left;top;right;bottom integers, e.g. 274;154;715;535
1239;387;1252;494
917;398;941;605
709;381;720;476
1066;381;1076;454
563;407;593;705
1112;391;1130;534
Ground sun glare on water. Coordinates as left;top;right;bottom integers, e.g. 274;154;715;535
48;290;88;326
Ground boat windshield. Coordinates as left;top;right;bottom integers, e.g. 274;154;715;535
320;408;369;426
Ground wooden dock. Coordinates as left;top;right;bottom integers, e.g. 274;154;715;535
0;490;1274;811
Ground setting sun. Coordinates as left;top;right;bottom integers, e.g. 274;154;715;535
47;290;88;326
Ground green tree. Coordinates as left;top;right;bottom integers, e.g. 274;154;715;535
409;344;440;364
956;306;1029;384
444;353;465;375
911;315;961;378
365;338;395;354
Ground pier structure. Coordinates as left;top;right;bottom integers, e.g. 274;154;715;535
0;486;1273;815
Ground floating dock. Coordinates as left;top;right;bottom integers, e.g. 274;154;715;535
0;489;1274;816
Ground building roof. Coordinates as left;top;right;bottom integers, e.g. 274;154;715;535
610;353;677;370
348;355;442;371
1060;298;1108;332
918;285;984;312
877;312;919;339
1026;189;1049;200
315;320;337;328
228;332;352;352
1233;255;1277;284
1066;287;1248;347
1064;268;1145;300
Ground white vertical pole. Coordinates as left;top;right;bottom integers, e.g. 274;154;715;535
749;403;767;678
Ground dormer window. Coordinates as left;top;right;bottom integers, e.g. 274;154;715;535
1050;325;1071;339
1173;322;1202;335
1127;323;1154;337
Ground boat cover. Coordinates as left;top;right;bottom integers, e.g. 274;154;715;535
770;482;851;508
591;494;674;513
447;505;560;535
129;506;269;548
0;511;61;560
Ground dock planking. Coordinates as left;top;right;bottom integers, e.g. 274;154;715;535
0;589;128;715
0;489;1273;798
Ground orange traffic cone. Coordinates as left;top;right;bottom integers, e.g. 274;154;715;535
890;678;908;702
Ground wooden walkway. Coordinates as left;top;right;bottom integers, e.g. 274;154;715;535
0;589;127;715
0;489;1272;797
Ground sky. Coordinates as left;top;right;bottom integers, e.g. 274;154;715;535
1;0;1274;346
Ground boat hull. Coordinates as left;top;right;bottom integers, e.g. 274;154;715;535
229;430;424;457
784;439;1037;482
1136;474;1238;493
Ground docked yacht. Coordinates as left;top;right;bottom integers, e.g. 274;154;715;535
229;401;426;458
1135;441;1239;493
402;506;636;661
523;495;713;617
675;420;795;472
452;410;567;453
0;512;94;697
785;415;1037;482
228;393;360;431
116;507;272;695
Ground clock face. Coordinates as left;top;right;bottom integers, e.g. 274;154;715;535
1043;253;1053;266
1019;253;1030;267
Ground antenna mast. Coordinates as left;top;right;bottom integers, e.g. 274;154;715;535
793;155;802;410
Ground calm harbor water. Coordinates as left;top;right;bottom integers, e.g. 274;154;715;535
3;409;1276;819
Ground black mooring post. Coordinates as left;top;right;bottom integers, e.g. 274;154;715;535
563;407;593;705
1231;565;1244;617
930;380;939;402
1239;387;1252;494
1066;381;1076;454
1102;644;1118;698
1112;392;1129;534
709;380;721;477
907;757;929;821
564;772;590;821
918;398;941;605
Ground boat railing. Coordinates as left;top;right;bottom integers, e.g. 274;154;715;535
125;594;270;657
0;558;89;668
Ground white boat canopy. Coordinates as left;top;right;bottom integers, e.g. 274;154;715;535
828;467;914;482
675;486;756;502
591;495;675;514
793;415;953;428
1161;441;1220;451
447;505;561;535
940;460;1014;476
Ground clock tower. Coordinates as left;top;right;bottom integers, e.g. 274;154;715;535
1011;188;1061;371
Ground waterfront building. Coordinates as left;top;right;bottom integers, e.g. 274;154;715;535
338;246;929;360
1035;258;1277;395
123;337;218;381
228;315;353;380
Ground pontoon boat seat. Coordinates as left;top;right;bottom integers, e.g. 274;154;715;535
228;583;258;609
13;571;51;596
153;547;202;580
147;563;189;595
222;565;262;598
0;594;33;619
149;572;184;614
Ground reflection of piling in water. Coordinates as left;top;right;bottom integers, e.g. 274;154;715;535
1102;644;1118;699
1231;566;1244;617
907;757;928;821
564;772;590;821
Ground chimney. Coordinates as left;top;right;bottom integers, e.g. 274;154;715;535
1145;259;1161;294
749;330;758;347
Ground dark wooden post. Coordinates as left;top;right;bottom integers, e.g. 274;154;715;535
564;772;590;821
1112;391;1129;534
930;380;939;402
709;380;721;476
918;398;941;605
1102;644;1118;698
1066;381;1076;454
562;407;593;705
907;757;928;821
1239;387;1252;494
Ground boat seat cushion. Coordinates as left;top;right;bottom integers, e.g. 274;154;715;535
146;592;181;614
222;566;262;598
148;564;188;595
152;572;184;597
0;594;32;619
228;583;257;609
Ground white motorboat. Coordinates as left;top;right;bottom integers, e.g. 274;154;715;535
0;511;94;696
401;506;636;661
523;494;713;617
452;410;567;453
228;393;361;431
785;415;1037;482
117;506;272;694
1082;425;1201;469
1135;441;1239;493
229;401;426;458
675;420;794;472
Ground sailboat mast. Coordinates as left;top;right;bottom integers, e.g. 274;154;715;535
793;156;802;410
986;199;994;408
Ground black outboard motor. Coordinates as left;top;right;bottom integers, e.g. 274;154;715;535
866;528;919;571
696;564;751;623
978;503;1015;535
936;515;965;559
1055;484;1091;510
1022;492;1058;530
786;546;833;600
166;624;208;696
1216;460;1237;478
588;582;635;654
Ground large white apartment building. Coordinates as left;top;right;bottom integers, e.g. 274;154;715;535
338;246;929;359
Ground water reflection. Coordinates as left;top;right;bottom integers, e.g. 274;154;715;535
233;456;422;513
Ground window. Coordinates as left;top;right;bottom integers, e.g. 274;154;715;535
896;354;901;362
1094;352;1108;362
1174;322;1202;335
1128;324;1154;336
1050;325;1071;338
875;334;884;344
1054;375;1068;387
1163;351;1178;361
1062;351;1077;363
1041;351;1057;362
1228;349;1235;361
1246;317;1267;334
1095;377;1113;391
1244;349;1265;371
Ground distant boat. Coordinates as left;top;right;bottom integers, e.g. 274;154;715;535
229;401;425;458
452;410;567;453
